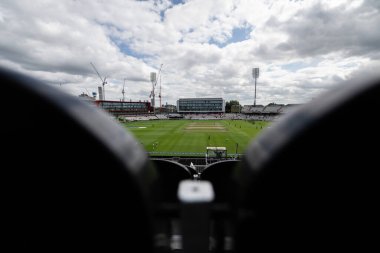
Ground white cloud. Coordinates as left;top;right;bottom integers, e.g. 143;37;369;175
0;0;379;107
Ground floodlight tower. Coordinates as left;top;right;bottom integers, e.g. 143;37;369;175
158;64;163;112
159;73;162;112
122;78;126;102
252;67;260;106
150;72;157;113
149;64;163;114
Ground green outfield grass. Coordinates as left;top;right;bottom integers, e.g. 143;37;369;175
123;119;270;156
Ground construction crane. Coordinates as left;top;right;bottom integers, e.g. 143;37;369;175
90;62;107;100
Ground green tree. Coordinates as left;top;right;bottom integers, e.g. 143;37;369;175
225;100;241;113
225;101;231;113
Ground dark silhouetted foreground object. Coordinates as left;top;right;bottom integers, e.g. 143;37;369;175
238;76;380;251
151;159;192;204
1;68;156;252
201;160;240;252
150;159;193;252
201;160;240;204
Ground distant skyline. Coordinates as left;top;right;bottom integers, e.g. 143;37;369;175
1;0;380;106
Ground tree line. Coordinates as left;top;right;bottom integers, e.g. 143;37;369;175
225;100;242;113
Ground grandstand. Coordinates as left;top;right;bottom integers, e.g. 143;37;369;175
242;105;264;114
242;104;300;115
168;113;184;119
263;104;282;114
94;100;152;116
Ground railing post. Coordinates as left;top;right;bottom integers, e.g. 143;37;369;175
178;180;214;253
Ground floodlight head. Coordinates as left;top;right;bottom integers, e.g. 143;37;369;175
252;68;259;79
150;72;157;83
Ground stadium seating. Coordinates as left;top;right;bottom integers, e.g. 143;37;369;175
201;160;239;204
201;160;240;252
237;76;380;251
150;159;193;251
185;165;199;179
151;159;193;203
262;104;282;113
1;67;155;252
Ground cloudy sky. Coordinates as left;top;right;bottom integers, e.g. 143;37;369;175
0;0;379;106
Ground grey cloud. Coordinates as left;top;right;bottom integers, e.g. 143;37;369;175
127;76;150;82
347;60;380;80
271;1;380;59
366;0;380;10
0;45;91;75
181;48;221;69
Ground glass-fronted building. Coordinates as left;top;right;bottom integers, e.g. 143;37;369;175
177;98;225;113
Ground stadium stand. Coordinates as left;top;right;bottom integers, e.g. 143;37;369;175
150;159;193;252
242;104;299;116
156;114;169;120
168;113;184;119
2;67;155;252
201;160;240;252
237;75;380;252
262;104;282;113
243;105;264;113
